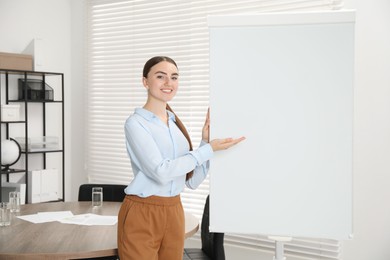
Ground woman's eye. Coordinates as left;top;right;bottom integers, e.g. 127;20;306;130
171;76;178;81
157;75;164;79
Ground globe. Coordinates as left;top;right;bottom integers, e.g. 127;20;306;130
1;139;21;167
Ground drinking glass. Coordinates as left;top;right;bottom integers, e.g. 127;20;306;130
9;191;21;213
0;202;11;226
92;187;103;207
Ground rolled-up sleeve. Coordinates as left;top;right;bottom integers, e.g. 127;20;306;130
189;142;214;166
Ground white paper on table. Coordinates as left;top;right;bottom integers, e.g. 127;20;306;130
37;211;74;222
17;214;47;224
59;213;118;226
17;211;74;223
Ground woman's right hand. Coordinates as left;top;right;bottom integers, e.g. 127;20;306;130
210;136;246;151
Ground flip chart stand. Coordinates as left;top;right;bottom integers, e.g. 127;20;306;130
268;236;292;260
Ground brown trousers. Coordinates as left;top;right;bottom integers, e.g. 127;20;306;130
117;195;185;260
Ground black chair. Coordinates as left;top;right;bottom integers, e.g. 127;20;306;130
78;184;127;202
183;195;225;260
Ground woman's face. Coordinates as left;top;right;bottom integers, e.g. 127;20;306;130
143;61;179;103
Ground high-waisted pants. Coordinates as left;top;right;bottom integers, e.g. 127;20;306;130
117;195;185;260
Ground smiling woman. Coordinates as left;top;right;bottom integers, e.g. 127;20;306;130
142;58;179;121
117;56;245;260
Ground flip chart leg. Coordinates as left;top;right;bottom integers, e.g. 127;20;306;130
274;240;285;260
268;236;292;260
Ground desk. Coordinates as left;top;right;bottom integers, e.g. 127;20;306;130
185;210;200;238
0;201;199;260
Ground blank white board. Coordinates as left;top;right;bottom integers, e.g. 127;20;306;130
208;10;354;240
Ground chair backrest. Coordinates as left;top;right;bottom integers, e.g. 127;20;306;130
78;184;127;202
201;195;225;260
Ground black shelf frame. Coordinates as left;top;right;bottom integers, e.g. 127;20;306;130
0;69;65;203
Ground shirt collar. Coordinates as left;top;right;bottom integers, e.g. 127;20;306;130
135;107;176;122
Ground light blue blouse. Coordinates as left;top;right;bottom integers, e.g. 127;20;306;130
124;108;213;197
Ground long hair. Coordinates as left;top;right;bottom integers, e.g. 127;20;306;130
166;104;194;180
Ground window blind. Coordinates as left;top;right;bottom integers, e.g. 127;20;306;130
85;1;344;259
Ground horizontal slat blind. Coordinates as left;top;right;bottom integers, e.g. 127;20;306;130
85;1;343;259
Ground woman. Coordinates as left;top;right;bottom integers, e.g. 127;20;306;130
118;56;245;260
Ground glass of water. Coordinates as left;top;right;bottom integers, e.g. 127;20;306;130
92;187;103;207
0;202;11;226
9;191;21;213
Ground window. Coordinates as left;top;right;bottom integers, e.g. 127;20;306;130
86;1;343;259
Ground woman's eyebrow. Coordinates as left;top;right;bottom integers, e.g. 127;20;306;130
154;71;179;76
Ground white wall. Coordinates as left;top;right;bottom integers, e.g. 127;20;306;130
69;0;87;200
1;0;390;259
0;0;86;201
341;0;390;259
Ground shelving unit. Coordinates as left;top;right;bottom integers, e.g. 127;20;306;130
0;69;64;203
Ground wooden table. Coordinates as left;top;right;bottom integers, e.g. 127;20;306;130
184;210;200;238
0;201;199;260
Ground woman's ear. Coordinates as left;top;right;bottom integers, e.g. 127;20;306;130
142;77;149;90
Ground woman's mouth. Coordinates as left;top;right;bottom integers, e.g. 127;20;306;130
161;89;173;93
